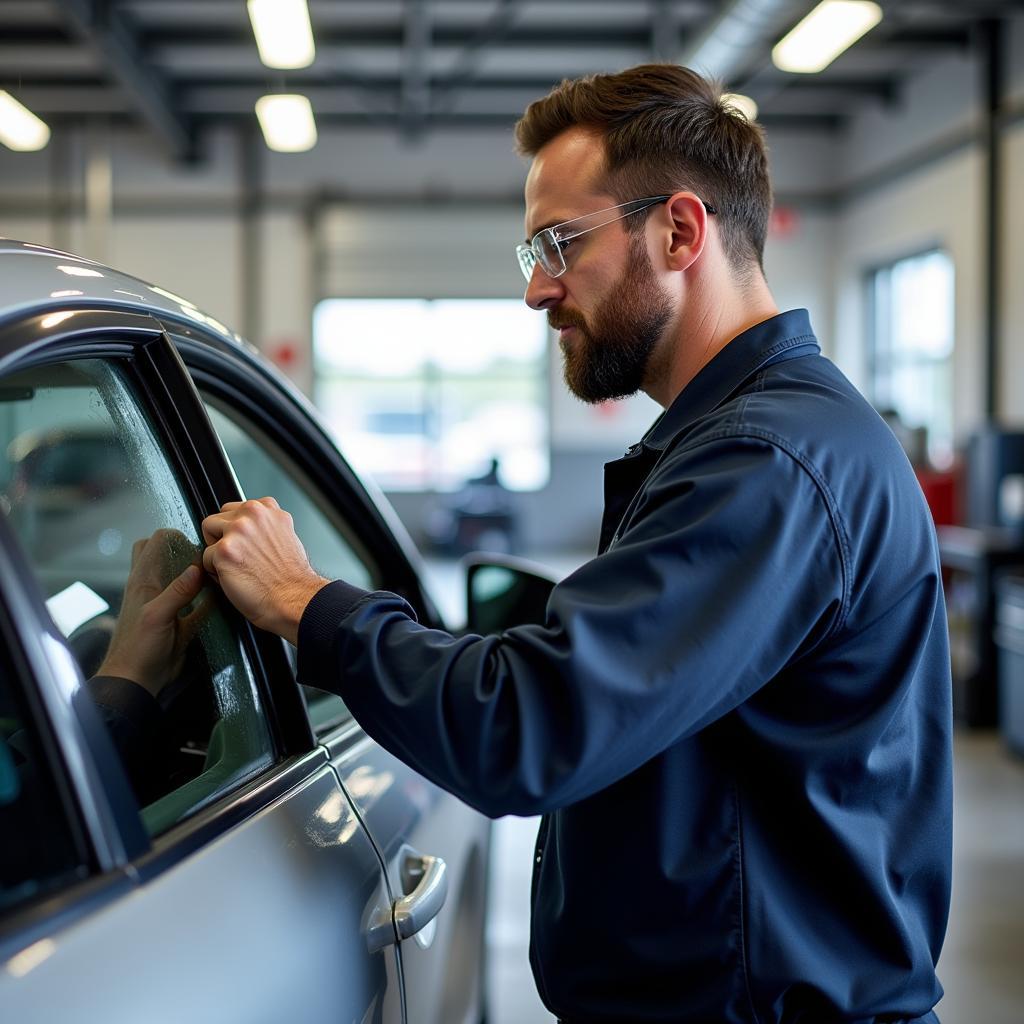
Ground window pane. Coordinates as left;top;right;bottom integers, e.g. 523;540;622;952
0;657;87;913
204;398;378;733
313;298;549;492
870;250;954;467
0;360;273;835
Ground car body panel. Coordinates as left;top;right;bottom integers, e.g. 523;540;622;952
2;758;403;1024
0;240;247;346
328;736;490;1024
0;239;491;1024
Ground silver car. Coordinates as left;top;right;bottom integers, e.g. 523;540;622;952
0;239;491;1024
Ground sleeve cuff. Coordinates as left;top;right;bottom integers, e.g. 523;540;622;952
296;578;372;684
87;675;164;734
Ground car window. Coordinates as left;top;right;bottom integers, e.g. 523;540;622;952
0;359;274;836
0;653;89;913
203;397;377;734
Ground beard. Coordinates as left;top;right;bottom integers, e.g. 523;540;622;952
550;236;673;404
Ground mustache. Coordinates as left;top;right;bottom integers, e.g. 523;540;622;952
548;309;587;331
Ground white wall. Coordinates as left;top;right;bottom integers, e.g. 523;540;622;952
837;51;978;190
828;14;1024;442
765;209;836;355
832;149;985;437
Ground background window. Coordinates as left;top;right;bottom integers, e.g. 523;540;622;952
0;360;274;835
313;298;549;492
869;249;955;467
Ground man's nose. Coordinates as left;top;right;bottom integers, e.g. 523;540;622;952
524;264;565;311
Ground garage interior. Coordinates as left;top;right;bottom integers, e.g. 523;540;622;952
2;1;1024;1021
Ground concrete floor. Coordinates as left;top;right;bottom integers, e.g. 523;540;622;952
935;731;1024;1024
422;557;1024;1022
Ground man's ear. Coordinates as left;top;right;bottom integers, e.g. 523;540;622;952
662;192;710;273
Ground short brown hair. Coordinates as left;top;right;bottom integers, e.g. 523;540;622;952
515;64;772;273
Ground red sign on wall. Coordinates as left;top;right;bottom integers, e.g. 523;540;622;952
769;206;800;240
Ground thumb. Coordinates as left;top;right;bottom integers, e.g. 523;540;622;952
179;589;215;647
148;563;205;624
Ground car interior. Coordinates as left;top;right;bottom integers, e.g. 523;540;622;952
0;359;273;836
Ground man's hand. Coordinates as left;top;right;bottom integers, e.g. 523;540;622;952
96;529;210;697
201;497;330;645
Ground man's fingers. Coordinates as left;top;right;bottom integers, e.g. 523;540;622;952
180;590;214;646
202;544;220;580
201;501;248;545
147;563;205;623
130;537;148;569
202;514;225;545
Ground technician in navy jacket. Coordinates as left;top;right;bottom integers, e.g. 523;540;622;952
192;66;952;1024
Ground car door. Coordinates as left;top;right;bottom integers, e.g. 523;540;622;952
0;310;404;1024
176;326;491;1024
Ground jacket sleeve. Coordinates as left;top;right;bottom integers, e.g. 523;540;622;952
87;675;171;804
297;436;846;817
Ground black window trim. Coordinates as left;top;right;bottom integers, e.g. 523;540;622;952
132;328;316;759
172;331;444;629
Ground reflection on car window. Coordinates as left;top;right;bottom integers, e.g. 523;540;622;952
0;654;88;914
204;397;378;734
0;360;274;835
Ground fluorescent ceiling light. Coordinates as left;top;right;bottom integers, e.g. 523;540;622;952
0;91;51;151
722;93;758;122
772;1;882;74
40;311;76;329
247;0;315;69
57;265;104;278
5;939;57;979
255;94;318;152
149;284;197;308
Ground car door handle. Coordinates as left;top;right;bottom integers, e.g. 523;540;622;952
394;849;448;942
365;847;448;952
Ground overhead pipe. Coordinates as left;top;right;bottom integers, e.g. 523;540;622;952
678;0;814;83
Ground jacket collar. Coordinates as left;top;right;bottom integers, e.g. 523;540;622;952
641;308;820;452
597;310;820;553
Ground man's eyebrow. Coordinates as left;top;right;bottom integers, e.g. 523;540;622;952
524;213;574;242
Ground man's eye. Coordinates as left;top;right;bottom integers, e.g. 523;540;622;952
556;238;574;253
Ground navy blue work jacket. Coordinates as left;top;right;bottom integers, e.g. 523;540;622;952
299;309;952;1023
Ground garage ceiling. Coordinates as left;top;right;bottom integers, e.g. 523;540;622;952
1;0;1021;161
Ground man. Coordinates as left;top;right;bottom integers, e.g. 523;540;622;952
194;66;951;1022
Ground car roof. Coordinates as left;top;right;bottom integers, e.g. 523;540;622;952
0;237;247;348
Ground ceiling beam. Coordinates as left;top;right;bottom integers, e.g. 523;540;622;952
55;0;194;160
208;110;846;132
401;0;431;138
651;0;681;61
432;0;522;112
779;76;900;103
139;25;652;49
859;27;973;52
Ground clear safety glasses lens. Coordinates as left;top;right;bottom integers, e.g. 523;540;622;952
516;243;537;282
517;229;565;282
535;229;565;278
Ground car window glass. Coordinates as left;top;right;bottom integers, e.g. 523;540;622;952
203;397;377;734
0;360;274;836
0;655;88;913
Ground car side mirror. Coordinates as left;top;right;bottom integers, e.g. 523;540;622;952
464;554;558;634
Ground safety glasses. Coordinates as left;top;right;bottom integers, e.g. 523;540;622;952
515;194;716;282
